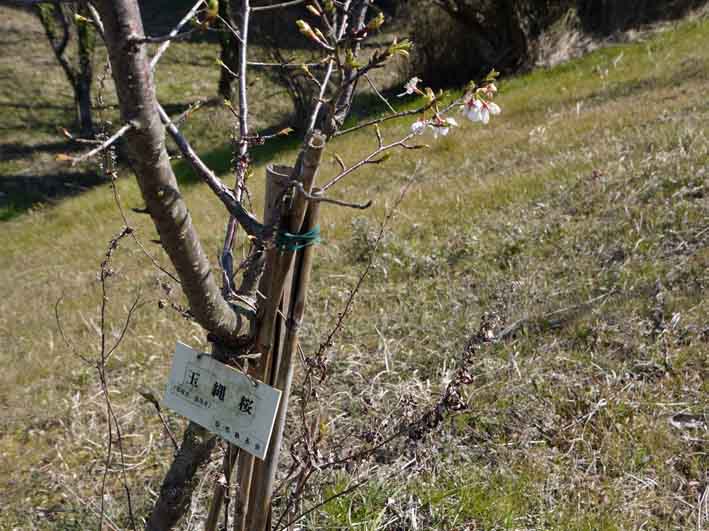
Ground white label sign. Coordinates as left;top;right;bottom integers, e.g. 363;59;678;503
163;342;281;460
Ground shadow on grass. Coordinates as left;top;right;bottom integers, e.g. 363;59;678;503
0;101;71;111
0;141;72;163
0;84;415;220
172;131;305;186
0;171;106;221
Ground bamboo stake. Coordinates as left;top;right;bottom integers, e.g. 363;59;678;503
256;133;325;381
238;134;324;531
234;162;291;530
247;194;321;531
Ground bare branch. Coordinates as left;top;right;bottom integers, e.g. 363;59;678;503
61;122;133;165
292;181;372;210
321;132;418;192
305;0;357;135
149;0;205;70
105;294;143;360
364;73;396;114
157;104;267;240
174;99;205;126
246;61;324;68
217;58;239;82
134;27;199;45
138;388;179;451
220;0;252;296
216;13;243;43
54;295;92;365
277;479;368;531
251;0;305;12
333;99;437;138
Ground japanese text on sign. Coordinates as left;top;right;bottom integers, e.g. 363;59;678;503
163;342;281;460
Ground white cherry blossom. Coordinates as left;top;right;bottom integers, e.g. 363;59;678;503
411;119;426;135
430;116;458;138
463;98;500;124
398;77;421;97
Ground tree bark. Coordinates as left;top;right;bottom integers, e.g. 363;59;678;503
93;0;251;346
146;423;218;531
92;3;258;527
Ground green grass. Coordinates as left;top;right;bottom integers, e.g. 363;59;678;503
1;7;709;531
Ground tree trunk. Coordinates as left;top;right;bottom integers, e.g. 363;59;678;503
218;0;239;100
92;3;256;526
35;1;96;137
74;76;93;138
75;0;95;137
146;424;218;531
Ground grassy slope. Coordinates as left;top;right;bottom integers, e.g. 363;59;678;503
1;9;708;531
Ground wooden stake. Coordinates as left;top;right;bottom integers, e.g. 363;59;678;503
247;194;321;531
236;133;324;531
234;161;290;530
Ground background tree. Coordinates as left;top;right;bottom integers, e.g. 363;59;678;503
217;0;239;100
409;0;708;86
35;0;96;137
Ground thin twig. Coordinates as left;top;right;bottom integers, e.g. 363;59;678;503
292;181;372;210
306;0;354;135
65;122;133;166
150;0;205;70
321;132;422;192
216;14;244;44
220;0;252;295
276;479;368;531
252;0;305;12
247;61;325;68
107;154;181;284
136;27;198;44
137;388;179;451
364;73;396;114
105;295;143;361
333;99;437;138
97;227;139;531
217;59;239;82
54;296;92;365
174;100;205;126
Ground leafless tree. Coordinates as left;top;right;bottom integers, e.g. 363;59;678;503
26;0;500;528
33;0;96;137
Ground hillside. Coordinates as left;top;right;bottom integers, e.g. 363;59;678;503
1;6;708;531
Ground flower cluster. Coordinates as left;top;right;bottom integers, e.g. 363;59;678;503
400;73;501;140
411;116;458;138
462;82;500;124
398;76;422;97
